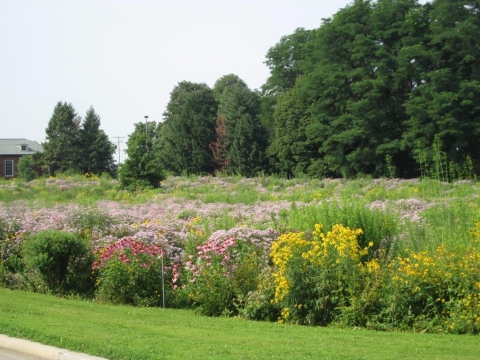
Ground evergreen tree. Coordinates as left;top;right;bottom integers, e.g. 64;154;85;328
119;121;164;189
43;102;81;175
215;77;267;176
227;89;266;176
79;107;116;175
267;81;317;177
158;81;217;175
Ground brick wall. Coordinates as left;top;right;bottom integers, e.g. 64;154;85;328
0;156;21;178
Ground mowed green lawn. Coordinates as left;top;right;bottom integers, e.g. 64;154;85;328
0;289;478;360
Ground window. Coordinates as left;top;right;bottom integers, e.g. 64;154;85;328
21;145;28;151
5;160;14;177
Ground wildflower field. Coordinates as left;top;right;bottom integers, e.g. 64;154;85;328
1;174;479;334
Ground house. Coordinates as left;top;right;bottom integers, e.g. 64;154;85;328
0;139;43;178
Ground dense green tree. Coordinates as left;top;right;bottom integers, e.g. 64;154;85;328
43;102;81;175
402;0;480;174
119;121;164;189
158;82;217;175
262;27;312;96
79;107;116;175
217;81;267;176
268;0;425;178
267;81;316;177
261;28;312;141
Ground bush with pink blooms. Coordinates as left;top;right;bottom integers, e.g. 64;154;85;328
180;227;278;316
94;237;169;306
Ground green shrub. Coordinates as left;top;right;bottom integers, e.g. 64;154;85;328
94;238;167;306
183;235;268;316
0;218;24;285
240;267;281;321
17;154;41;182
23;230;95;296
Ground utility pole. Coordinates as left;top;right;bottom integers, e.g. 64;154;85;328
113;136;125;164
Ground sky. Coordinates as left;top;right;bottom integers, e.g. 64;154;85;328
1;0;356;155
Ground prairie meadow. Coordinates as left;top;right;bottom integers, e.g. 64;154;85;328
1;173;479;348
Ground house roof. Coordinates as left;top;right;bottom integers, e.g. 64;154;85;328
0;139;43;155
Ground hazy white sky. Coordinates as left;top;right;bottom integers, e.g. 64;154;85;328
1;0;354;148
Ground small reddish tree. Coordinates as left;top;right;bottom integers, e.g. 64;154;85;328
209;115;229;173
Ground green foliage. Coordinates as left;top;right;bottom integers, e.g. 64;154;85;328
262;27;311;96
267;82;316;176
217;79;268;176
119;121;165;190
0;218;22;278
94;238;169;307
43;102;82;175
263;0;479;178
212;74;248;102
402;0;480;175
17;154;41;181
95;256;165;307
240;267;281;321
286;201;399;255
78;107;116;176
43;102;116;177
66;208;115;238
184;236;266;316
158;81;217;175
270;224;372;325
23;230;95;296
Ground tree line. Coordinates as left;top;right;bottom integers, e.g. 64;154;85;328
120;0;479;188
19;102;116;181
30;0;479;188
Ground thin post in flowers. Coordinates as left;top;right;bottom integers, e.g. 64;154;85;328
159;248;165;309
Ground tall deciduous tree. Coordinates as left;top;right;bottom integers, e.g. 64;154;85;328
119;121;164;189
402;0;480;174
79;107;116;175
261;28;312;139
43;102;81;175
158;81;217;175
267;0;424;177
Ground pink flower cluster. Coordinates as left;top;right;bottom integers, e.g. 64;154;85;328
183;237;238;284
92;237;163;270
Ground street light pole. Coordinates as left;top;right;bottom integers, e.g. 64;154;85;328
144;115;148;150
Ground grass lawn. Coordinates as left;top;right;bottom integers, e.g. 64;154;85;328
0;288;478;360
